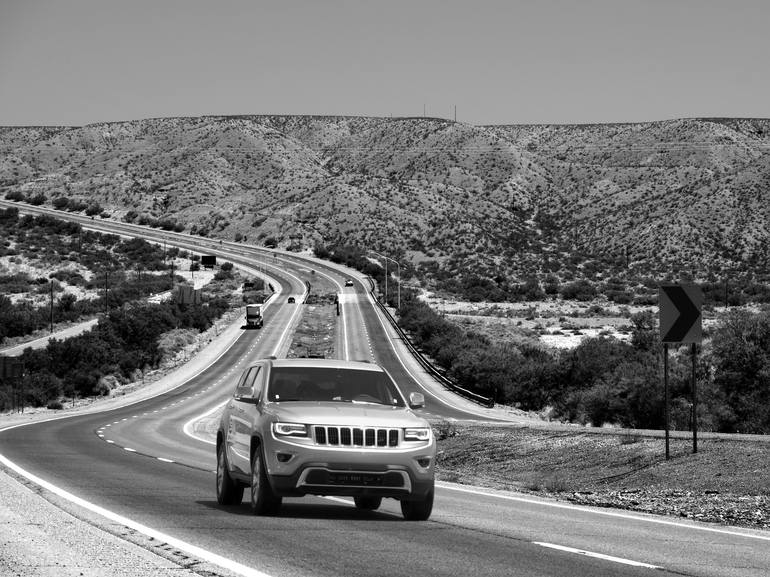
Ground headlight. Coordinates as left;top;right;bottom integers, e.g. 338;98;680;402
404;427;431;441
273;422;308;437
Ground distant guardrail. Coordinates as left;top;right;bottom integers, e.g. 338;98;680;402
365;278;495;409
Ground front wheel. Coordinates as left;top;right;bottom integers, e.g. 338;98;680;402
216;443;243;506
250;447;282;515
354;496;382;511
401;488;434;521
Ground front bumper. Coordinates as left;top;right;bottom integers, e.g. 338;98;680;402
265;436;435;498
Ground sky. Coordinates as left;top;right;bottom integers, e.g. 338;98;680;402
1;0;768;127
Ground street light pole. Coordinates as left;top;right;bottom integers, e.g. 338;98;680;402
369;250;388;304
369;251;402;310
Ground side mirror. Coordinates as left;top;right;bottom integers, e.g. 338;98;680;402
408;392;425;409
235;387;260;404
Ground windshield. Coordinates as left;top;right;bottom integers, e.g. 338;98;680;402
267;367;405;406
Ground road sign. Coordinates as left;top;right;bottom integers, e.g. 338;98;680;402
176;285;201;305
0;356;23;379
659;284;702;344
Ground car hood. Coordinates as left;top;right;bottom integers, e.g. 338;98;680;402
268;402;428;428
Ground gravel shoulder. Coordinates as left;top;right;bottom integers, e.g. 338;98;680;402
0;469;222;577
0;308;247;577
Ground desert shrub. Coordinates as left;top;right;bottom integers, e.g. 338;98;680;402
85;202;102;216
559;280;598;301
23;370;64;407
706;309;770;433
52;197;70;210
28;192;46;206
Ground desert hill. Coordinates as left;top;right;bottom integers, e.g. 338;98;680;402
1;115;769;292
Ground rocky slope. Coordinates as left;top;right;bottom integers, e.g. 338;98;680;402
2;116;769;288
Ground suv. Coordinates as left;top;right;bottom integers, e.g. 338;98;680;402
216;358;436;520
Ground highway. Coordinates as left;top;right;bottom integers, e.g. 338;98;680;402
1;201;769;576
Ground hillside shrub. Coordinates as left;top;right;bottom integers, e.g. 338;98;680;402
706;309;770;433
2;296;230;410
559;280;598;301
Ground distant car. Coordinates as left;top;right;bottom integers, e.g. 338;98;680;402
216;358;436;520
345;279;354;287
287;296;295;304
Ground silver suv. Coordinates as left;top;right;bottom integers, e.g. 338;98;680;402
216;358;436;520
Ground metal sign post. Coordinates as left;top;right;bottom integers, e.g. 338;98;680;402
659;284;703;458
692;342;698;454
663;343;671;461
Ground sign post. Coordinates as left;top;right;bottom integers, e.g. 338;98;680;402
659;284;703;458
1;356;24;413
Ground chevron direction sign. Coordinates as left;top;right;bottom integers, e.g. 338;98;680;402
659;284;703;344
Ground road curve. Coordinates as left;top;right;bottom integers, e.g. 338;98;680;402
1;201;769;576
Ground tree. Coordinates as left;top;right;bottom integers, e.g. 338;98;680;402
630;310;658;352
708;310;770;433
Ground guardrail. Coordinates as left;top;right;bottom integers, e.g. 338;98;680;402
365;278;495;409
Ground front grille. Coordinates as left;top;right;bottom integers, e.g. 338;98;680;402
313;426;400;447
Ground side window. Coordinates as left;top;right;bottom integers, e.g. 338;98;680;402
233;368;250;394
252;365;266;398
235;366;261;399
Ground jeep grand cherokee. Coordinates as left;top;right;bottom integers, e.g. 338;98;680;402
216;358;436;520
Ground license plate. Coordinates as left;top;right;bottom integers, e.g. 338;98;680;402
329;472;382;485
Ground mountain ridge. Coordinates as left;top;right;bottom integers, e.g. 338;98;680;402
2;115;769;294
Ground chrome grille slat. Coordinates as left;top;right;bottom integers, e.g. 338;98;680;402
312;425;400;448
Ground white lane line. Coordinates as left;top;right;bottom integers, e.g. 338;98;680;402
534;542;661;569
157;457;174;463
438;482;770;541
0;454;274;577
124;448;136;453
182;401;227;445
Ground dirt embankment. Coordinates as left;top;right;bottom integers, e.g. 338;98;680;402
435;422;770;530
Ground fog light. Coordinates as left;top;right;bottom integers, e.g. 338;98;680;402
416;457;431;468
276;452;293;463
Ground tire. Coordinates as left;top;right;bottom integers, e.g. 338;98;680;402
216;442;243;506
249;446;282;515
353;496;382;511
400;488;434;521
